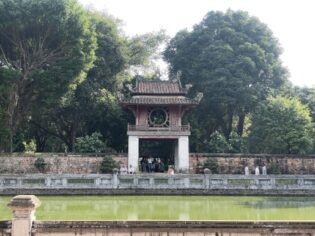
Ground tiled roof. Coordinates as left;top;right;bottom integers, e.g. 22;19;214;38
133;79;186;95
121;96;199;105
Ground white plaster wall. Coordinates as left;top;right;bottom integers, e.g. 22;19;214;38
178;136;189;172
128;136;139;171
174;139;179;171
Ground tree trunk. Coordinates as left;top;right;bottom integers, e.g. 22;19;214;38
9;128;13;153
226;111;233;138
70;127;76;152
6;76;26;153
222;108;234;139
237;113;246;136
7;85;19;153
35;132;46;152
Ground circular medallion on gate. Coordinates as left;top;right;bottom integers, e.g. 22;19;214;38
148;108;169;127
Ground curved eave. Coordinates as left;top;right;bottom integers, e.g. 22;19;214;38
120;100;199;107
120;95;199;106
131;92;187;96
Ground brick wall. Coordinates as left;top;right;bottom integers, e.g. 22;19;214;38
0;154;127;174
1;153;315;174
190;153;315;174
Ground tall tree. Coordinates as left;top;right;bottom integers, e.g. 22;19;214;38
0;68;18;149
30;10;168;152
28;10;127;152
27;11;165;152
126;30;168;76
164;10;288;149
249;96;313;154
0;0;97;152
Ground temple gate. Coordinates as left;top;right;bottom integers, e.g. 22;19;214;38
120;78;202;172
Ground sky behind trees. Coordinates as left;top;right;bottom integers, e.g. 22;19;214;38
79;0;315;87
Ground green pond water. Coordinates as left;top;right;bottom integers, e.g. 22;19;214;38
1;196;315;221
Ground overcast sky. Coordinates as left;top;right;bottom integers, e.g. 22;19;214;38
79;0;315;87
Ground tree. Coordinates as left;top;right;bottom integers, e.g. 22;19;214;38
28;10;127;152
75;132;106;153
204;130;248;153
26;10;164;152
248;96;313;154
0;0;97;152
34;157;47;173
126;30;168;77
202;158;219;174
100;156;119;174
207;131;231;153
0;67;18;149
294;86;315;122
164;10;288;150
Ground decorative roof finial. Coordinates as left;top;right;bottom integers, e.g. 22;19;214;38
194;92;203;102
117;91;125;101
185;84;192;92
175;71;182;81
126;84;134;93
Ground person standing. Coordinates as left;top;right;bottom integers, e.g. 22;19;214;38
262;165;267;175
244;166;249;176
148;156;153;173
120;165;128;175
168;166;175;175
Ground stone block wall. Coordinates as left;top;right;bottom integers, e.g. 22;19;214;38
32;221;315;236
0;154;127;174
190;153;315;174
1;153;315;174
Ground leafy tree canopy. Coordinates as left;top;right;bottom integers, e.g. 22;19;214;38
16;8;165;153
0;0;97;151
126;30;168;77
164;10;288;146
75;132;106;153
249;96;313;154
293;86;315;122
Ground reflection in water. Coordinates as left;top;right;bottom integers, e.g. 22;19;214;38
241;197;315;209
1;196;315;220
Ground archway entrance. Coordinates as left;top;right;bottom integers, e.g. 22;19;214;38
139;139;176;172
121;78;202;172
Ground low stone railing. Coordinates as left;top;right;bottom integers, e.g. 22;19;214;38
1;174;315;194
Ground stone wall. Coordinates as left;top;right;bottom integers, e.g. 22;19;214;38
0;154;127;174
2;219;315;236
1;153;315;174
28;221;315;236
190;153;315;175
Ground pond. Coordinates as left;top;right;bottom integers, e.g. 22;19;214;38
1;196;315;221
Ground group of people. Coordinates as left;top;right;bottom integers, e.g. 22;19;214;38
119;160;174;175
244;165;267;175
119;157;167;175
140;157;165;173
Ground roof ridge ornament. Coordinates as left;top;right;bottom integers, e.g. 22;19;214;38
117;91;125;101
194;92;203;102
185;84;192;92
126;84;134;93
171;71;182;82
